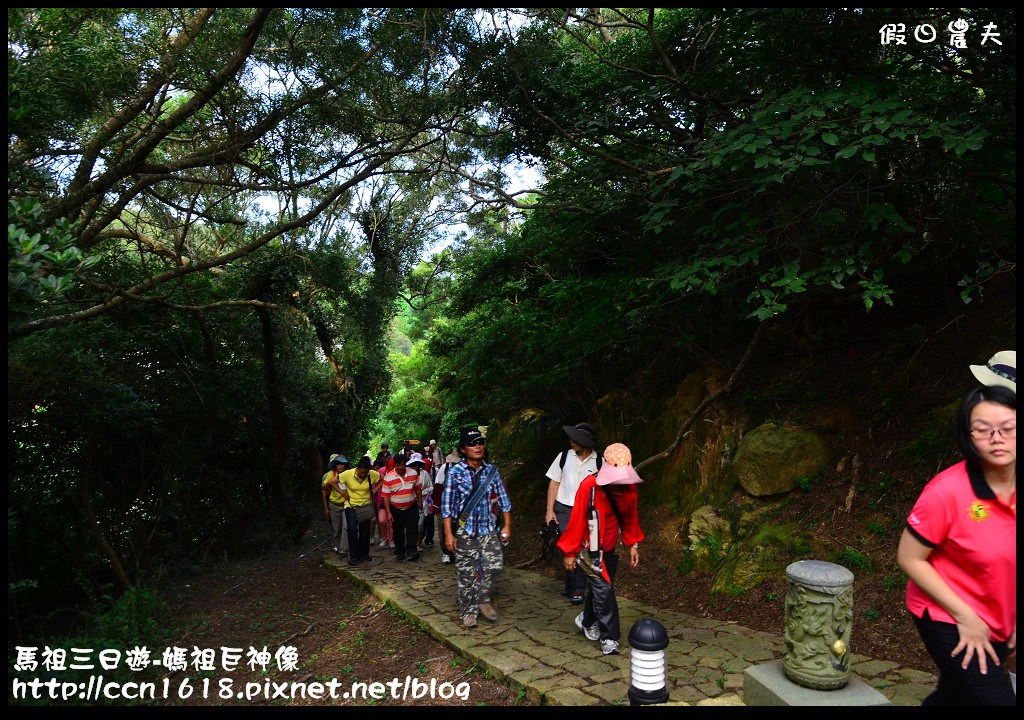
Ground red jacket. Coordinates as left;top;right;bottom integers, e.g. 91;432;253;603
557;475;644;556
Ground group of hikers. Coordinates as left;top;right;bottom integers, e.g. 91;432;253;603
321;438;453;566
317;349;1015;700
320;426;643;656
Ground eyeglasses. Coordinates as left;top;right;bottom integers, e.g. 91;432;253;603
467;438;486;447
970;424;1016;441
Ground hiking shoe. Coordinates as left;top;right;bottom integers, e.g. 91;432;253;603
462;614;478;628
406;550;421;561
600;639;620;655
441;555;452;564
477;603;498;622
575;613;600;641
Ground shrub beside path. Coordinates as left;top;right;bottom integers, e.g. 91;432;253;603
323;550;936;706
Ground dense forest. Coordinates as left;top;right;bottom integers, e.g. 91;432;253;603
8;8;1015;645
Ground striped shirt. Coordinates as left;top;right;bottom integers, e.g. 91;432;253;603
441;460;511;537
382;468;420;509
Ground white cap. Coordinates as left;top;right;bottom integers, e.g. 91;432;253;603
970;350;1016;393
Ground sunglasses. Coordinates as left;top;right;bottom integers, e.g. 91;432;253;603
466;438;486;447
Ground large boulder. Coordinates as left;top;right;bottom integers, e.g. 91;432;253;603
731;424;831;497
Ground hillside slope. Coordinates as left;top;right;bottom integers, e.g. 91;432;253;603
497;274;1015;676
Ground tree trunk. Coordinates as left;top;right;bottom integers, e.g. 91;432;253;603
255;305;301;526
78;429;133;592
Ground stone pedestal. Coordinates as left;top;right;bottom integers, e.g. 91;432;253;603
783;560;854;690
744;661;890;706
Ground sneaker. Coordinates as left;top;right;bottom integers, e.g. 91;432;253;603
462;614;478;628
575;613;600;641
424;540;434;548
569;593;585;605
600;639;620;655
477;603;498;622
405;550;421;561
441;555;452;564
388;541;395;548
379;539;387;548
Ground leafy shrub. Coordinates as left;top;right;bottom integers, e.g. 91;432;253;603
831;546;873;572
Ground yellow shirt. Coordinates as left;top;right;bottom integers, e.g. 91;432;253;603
338;468;378;507
322;471;347;506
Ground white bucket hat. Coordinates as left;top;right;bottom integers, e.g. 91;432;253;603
970;350;1016;393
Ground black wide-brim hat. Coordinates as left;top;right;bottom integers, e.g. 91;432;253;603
562;422;597;448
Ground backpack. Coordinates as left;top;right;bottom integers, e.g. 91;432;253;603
557;448;603;472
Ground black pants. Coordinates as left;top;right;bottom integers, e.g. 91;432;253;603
391;505;418;556
582;551;620;642
913;610;1015;706
423;513;436;544
344;507;372;561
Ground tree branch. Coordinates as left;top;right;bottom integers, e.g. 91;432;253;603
635;321;768;472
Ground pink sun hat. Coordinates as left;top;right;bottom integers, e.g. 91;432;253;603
595;442;644;486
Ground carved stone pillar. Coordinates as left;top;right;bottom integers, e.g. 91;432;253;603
783;560;854;690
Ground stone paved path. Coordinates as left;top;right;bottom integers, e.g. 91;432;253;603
323;549;936;706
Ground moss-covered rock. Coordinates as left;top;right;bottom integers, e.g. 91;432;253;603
731;424;831;497
712;523;797;595
687;505;733;573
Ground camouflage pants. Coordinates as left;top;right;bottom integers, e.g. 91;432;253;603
454;526;503;617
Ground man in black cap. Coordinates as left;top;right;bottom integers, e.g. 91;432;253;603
442;427;512;628
544;422;600;604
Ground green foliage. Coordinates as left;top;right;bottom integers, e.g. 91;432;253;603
865;609;881;621
832;547;874;572
899;412;957;465
883;574;903;593
7;199;101;320
676;551;696;576
428;7;1015;427
85;586;175;645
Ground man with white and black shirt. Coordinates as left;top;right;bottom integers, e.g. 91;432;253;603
544;422;600;605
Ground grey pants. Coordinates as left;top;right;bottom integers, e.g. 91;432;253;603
454;526;503;617
581;550;620;641
328;501;349;553
554;501;585;596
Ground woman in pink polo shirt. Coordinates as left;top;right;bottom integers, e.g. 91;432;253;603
898;384;1016;706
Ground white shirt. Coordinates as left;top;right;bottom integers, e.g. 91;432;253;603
416;469;432;508
545;449;599;507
